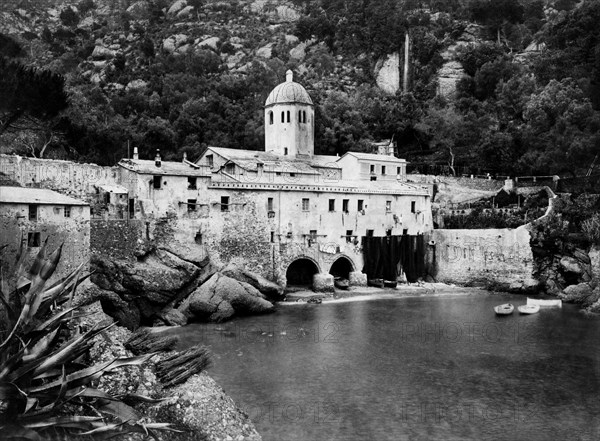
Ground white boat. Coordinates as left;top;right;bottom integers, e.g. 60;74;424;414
494;303;514;315
527;298;562;308
518;304;540;314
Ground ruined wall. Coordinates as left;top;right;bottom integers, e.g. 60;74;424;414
0;155;120;201
428;227;537;291
0;203;90;285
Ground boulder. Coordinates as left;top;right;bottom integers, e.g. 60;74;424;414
559;283;594;304
91;45;117;59
179;273;274;322
349;271;367;287
167;0;187;15
256;43;273;59
221;263;284;299
560;256;584;275
587;294;600;313
177;5;194;18
162;34;188;53
162;308;188;326
197;36;220;51
313;273;334;293
589;245;600;286
126;1;150;20
125;79;148;91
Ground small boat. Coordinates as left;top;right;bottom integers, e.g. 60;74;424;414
383;280;397;288
334;277;349;290
527;298;562;308
368;279;384;288
518;304;540;314
494;303;514;315
307;297;322;304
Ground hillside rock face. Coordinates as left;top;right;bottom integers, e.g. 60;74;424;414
375;52;400;94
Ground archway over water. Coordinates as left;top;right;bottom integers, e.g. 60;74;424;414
286;258;319;289
329;256;354;279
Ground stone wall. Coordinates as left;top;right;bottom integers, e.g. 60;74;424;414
556;175;600;194
90;219;145;260
427;227;537;291
0;154;119;201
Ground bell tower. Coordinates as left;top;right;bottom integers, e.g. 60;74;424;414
264;70;314;157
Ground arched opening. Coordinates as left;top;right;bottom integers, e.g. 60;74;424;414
298;110;302;123
269;111;273;125
329;256;354;280
281;111;285;123
286;110;290;123
302;110;307;123
286;258;319;290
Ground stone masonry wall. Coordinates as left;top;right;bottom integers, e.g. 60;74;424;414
427;227;537;291
90;219;144;260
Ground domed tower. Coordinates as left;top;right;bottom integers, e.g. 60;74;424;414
264;70;314;157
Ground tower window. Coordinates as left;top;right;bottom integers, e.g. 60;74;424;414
284;148;288;155
287;110;290;123
370;176;377;181
303;111;307;123
281;111;285;123
269;111;273;125
298;110;302;123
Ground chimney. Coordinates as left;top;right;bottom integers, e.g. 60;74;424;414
286;69;293;82
183;152;187;163
155;149;161;167
133;147;139;160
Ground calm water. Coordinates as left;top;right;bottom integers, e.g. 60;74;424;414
164;292;600;441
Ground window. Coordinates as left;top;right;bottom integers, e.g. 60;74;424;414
302;198;310;211
28;204;38;221
270;231;275;243
329;199;335;211
187;199;197;212
403;229;409;235
153;176;161;189
366;229;374;237
267;197;273;211
289;172;295;177
386;229;392;236
382;166;386;175
386;200;392;212
342;199;349;213
370;164;375;174
298;110;302;122
281;111;285;123
303;111;307;123
276;172;282;176
225;163;235;174
357;200;364;211
397;167;401;175
346;230;353;243
27;232;41;247
284;148;288;156
411;201;416;213
104;192;110;204
188;177;197;190
309;230;317;240
195;232;203;244
370;176;377;181
269;111;273;125
287;110;290;123
221;196;229;212
64;205;71;218
206;155;214;167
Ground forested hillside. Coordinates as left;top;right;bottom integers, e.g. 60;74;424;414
0;0;598;177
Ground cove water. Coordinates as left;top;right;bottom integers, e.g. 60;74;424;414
164;292;600;441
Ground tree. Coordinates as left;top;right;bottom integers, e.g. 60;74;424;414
468;0;524;44
0;59;69;136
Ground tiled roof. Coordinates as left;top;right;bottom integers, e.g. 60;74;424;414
0;186;88;205
205;147;341;171
341;152;407;163
118;159;210;177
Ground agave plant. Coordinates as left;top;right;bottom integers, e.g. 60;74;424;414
0;236;179;440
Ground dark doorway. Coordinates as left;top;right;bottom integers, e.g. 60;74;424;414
329;257;354;279
286;258;319;289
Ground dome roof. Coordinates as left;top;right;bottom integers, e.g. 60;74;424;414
265;70;313;107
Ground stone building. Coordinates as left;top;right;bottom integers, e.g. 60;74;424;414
0;186;90;284
119;71;433;290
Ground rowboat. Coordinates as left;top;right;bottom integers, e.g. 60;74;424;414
494;303;514;315
368;279;384;288
518;304;540;314
383;280;398;288
527;298;562;308
334;277;349;290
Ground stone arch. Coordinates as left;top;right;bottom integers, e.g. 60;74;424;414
285;256;320;288
328;255;356;279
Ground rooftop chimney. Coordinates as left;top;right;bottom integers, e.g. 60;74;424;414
155;149;161;168
286;69;293;82
133;147;139;160
182;152;187;163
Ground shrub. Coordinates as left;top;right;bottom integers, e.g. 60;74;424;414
0;238;178;439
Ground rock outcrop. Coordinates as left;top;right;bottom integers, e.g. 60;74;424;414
221;263;284;299
178;273;275;323
375;52;400;95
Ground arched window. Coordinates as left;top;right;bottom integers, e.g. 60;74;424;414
303;111;307;123
287;111;290;123
298;110;302;123
269;111;273;125
281;111;285;123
